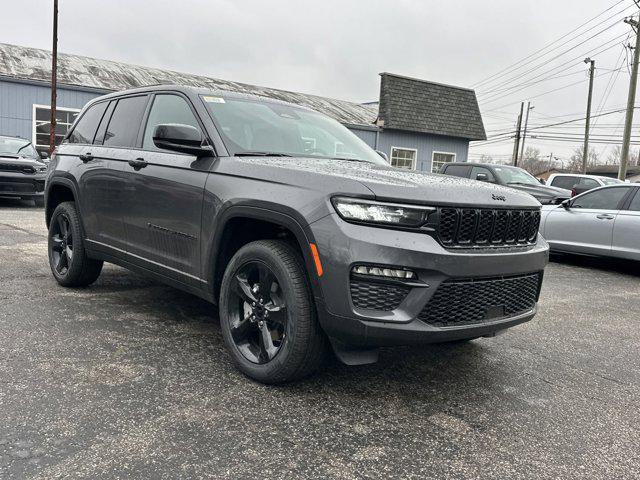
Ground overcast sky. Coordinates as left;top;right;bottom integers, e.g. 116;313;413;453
3;0;638;163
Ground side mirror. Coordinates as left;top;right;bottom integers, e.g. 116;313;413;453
153;124;213;156
538;178;545;185
375;150;388;162
476;173;489;182
561;199;571;210
39;151;49;160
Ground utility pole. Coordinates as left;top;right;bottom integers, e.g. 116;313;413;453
582;58;595;174
512;102;524;166
519;102;533;162
49;0;58;155
620;14;640;181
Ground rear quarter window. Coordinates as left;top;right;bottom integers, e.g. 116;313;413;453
67;102;109;145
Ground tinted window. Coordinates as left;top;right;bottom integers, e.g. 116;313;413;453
572;187;630;210
442;164;470;177
470;166;496;182
93;101;115;145
628;189;640;212
103;96;148;148
578;177;600;189
551;176;579;189
68;102;108;144
143;95;202;151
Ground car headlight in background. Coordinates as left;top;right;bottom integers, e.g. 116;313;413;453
331;197;433;227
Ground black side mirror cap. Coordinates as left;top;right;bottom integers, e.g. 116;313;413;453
476;173;489;182
539;178;545;184
153;124;213;156
561;199;571;209
39;151;49;160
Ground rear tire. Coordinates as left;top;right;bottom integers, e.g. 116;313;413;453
219;240;327;384
48;201;103;287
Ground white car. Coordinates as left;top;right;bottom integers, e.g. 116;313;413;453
539;184;640;260
546;173;623;196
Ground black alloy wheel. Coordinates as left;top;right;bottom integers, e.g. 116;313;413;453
227;261;288;364
50;213;74;275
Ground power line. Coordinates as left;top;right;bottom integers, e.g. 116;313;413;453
473;0;631;88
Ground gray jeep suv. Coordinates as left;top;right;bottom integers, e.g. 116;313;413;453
45;86;548;383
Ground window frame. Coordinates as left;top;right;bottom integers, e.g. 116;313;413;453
32;103;81;152
99;94;151;150
389;146;417;170
571;186;633;210
431;151;456;173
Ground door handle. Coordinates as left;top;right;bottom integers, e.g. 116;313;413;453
79;152;94;163
128;158;148;170
596;214;614;220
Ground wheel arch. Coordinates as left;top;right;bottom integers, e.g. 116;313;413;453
45;178;79;228
206;205;324;304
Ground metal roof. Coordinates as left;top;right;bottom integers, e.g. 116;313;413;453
377;73;486;141
0;42;378;127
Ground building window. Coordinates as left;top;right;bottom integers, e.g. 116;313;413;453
431;151;456;173
390;147;417;169
32;104;81;153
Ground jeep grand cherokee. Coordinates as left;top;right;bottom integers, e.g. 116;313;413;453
45;86;548;383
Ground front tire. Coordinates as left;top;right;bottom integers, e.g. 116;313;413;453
48;201;103;287
219;240;327;384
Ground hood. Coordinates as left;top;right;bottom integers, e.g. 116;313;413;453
0;155;44;167
229;157;542;208
503;183;571;199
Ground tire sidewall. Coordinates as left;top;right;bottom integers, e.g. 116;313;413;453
219;242;311;382
48;202;85;285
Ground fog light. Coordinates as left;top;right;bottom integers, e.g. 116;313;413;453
352;265;415;279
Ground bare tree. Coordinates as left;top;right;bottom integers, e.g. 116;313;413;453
567;146;599;172
519;147;550;174
607;145;622;165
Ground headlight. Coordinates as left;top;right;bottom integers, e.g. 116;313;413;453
331;197;433;227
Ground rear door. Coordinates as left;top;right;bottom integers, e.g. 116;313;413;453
544;186;632;255
68;100;128;251
121;92;213;284
612;187;640;260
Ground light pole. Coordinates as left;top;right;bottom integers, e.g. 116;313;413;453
519;103;534;161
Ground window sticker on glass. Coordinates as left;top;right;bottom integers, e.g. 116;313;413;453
203;96;225;104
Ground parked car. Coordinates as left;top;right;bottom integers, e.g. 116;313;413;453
546;173;623;197
539;184;640;259
0;135;49;206
45;86;549;383
440;162;571;204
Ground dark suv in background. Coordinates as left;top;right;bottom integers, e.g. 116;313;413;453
441;162;571;205
0;135;48;206
45;86;548;383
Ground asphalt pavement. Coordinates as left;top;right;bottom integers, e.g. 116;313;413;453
1;198;639;479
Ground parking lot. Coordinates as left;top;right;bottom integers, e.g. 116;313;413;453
0;200;639;479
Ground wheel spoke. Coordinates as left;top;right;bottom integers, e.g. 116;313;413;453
57;215;68;236
230;313;253;342
65;245;73;260
234;274;258;304
56;251;68;273
51;235;63;252
258;321;279;361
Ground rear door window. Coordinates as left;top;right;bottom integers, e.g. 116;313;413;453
551;176;579;189
578;178;600;189
102;95;149;148
67;101;109;145
572;187;630;210
442;164;471;178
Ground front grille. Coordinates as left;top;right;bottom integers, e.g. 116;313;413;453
350;280;409;311
0;164;36;174
418;272;542;327
437;208;540;248
0;182;35;193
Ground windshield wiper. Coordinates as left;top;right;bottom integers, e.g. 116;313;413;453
235;151;292;157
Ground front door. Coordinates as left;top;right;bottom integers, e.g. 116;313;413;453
544;186;632;255
121;93;213;284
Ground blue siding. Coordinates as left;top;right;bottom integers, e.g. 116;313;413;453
375;129;469;171
348;127;377;147
0;80;101;141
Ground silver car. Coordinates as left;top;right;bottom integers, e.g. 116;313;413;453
539;184;640;260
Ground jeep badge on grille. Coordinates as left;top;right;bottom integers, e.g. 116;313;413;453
492;194;506;201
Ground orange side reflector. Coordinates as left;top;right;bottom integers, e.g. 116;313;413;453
309;243;323;277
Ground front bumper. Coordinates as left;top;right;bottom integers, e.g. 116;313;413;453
310;213;549;347
0;171;46;198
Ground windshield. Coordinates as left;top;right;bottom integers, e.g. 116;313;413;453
0;137;39;159
201;95;387;165
493;165;540;185
600;177;623;185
